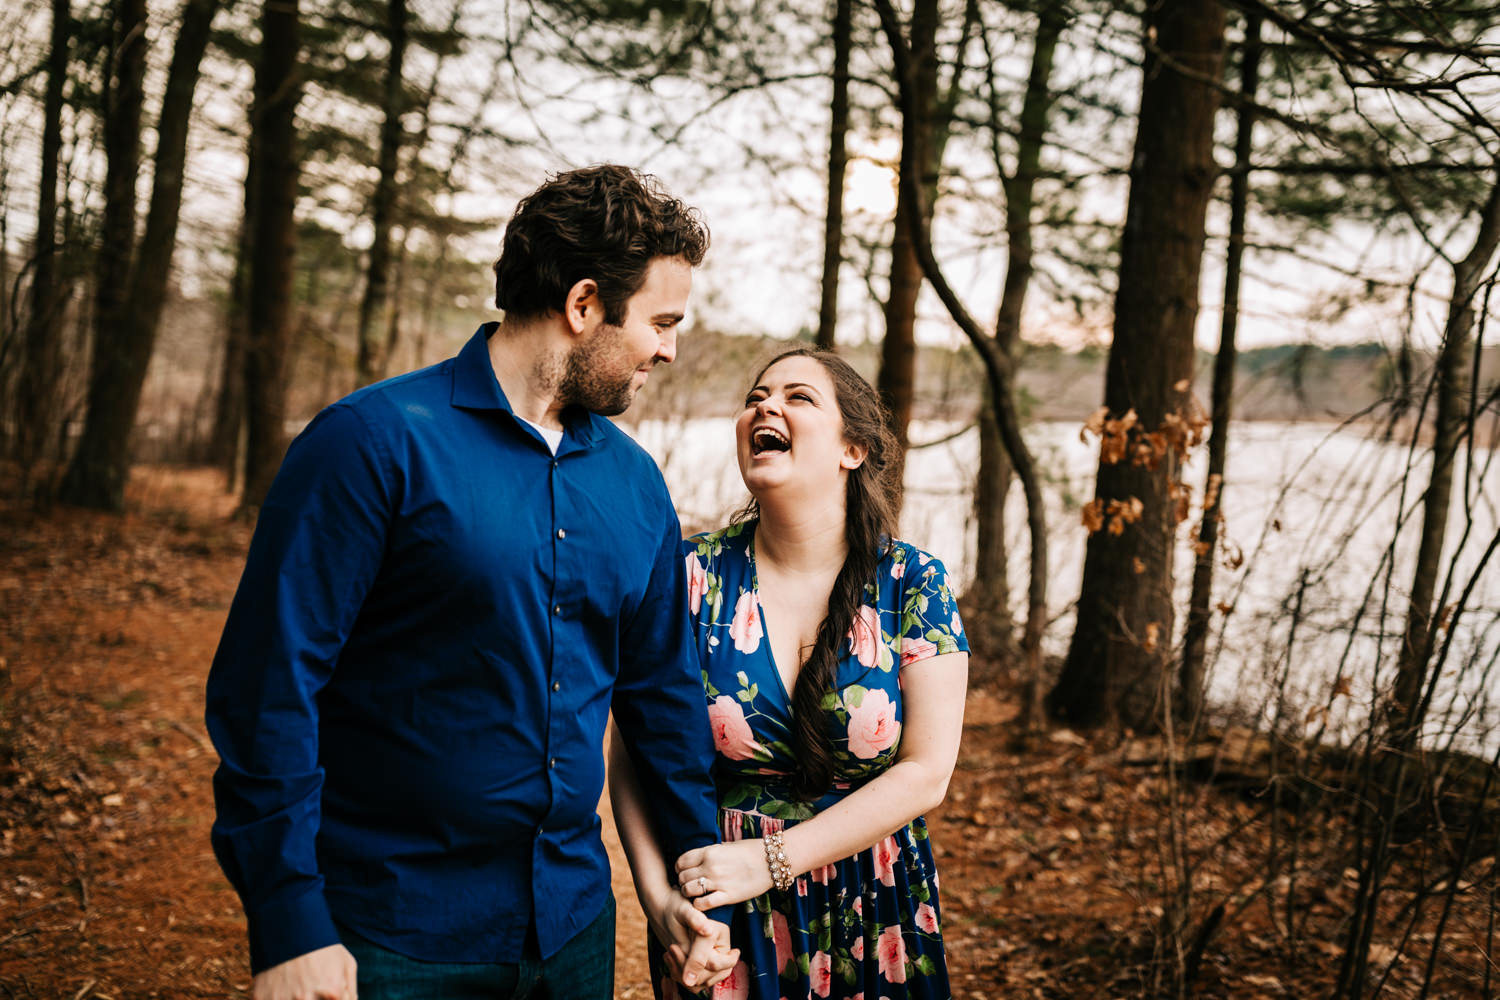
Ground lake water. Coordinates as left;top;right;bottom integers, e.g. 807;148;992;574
624;417;1500;751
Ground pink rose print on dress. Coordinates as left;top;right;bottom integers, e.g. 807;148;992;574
713;960;751;1000
853;896;863;917
730;590;763;653
772;909;793;974
809;864;832;884
851;935;865;960
848;605;882;667
687;555;709;614
916;902;939;934
951;610;963;636
707;696;764;761
877;925;908;984
872;834;898;887
847;689;901;760
810;950;833;998
899;637;938;667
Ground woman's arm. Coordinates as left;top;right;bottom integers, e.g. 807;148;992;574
607;720;739;989
674;651;968;910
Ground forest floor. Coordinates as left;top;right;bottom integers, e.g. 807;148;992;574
1;465;1493;999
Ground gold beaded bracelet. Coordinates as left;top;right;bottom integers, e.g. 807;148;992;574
763;830;794;891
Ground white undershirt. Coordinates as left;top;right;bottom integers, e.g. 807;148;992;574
518;415;564;454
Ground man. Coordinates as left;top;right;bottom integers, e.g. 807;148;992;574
206;165;734;999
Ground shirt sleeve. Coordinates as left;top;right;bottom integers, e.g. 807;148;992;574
611;508;730;924
897;547;971;669
204;403;395;973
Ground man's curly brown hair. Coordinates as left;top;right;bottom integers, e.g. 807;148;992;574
491;164;709;326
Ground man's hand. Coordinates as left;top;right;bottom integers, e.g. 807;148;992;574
252;944;357;1000
676;839;774;911
652;892;738;992
679;917;738;994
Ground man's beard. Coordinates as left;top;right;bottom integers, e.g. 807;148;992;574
558;324;646;416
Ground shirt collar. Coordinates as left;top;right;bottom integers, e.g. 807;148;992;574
451;322;601;447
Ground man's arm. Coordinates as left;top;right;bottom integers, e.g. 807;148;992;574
607;723;737;991
206;404;393;978
609;512;730;929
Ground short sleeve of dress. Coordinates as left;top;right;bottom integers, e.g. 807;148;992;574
895;545;971;669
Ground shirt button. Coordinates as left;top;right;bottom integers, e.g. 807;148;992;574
553;605;562;616
549;757;557;769
556;528;566;539
552;682;561;692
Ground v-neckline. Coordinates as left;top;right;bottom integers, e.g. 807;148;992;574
747;530;799;707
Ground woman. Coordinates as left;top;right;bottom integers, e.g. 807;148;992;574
610;348;970;1000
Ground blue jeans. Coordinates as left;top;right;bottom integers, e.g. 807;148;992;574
337;895;615;1000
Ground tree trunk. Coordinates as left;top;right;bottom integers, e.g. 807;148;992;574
872;0;1050;731
15;0;71;482
55;0;147;509
815;0;851;350
210;150;257;493
1388;171;1500;744
969;1;1064;670
355;0;407;387
877;0;938;469
59;0;223;510
1048;0;1227;731
1181;13;1262;723
240;0;302;509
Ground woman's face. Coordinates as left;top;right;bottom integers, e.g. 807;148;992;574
735;356;866;501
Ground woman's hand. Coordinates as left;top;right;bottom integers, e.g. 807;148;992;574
676;839;776;911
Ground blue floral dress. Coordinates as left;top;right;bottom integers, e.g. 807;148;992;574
653;520;969;1000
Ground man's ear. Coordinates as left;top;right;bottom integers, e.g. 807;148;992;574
564;278;600;336
841;441;868;471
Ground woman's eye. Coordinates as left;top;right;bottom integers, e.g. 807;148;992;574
790;392;812;402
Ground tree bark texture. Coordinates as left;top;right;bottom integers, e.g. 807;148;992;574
1049;0;1227;730
355;0;407;386
815;0;852;350
241;0;303;509
15;0;71;478
877;0;938;465
60;0;223;510
1181;13;1262;723
56;0;147;509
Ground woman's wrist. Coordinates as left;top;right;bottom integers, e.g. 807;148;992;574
761;830;796;891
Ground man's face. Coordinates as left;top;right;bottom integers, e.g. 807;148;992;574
560;256;692;416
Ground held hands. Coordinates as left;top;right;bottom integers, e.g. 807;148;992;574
676;839;775;911
651;892;739;992
252;944;357;1000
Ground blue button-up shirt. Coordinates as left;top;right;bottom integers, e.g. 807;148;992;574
206;324;722;973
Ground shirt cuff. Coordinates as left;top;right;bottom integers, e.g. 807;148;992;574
247;887;342;975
